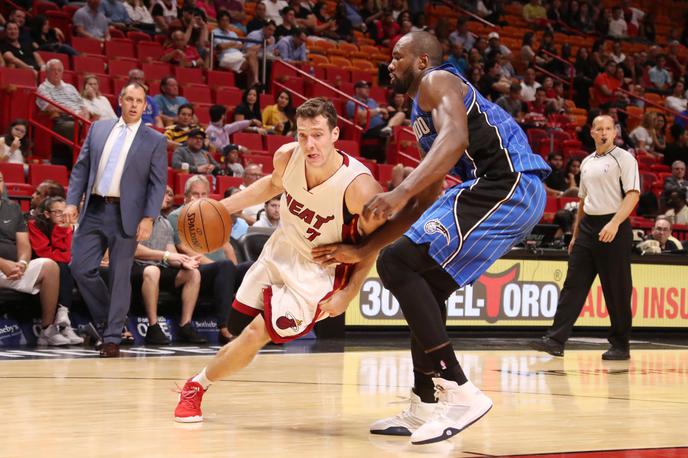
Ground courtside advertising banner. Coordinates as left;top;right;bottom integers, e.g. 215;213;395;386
346;258;688;327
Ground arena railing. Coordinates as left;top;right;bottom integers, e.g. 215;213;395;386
616;87;688;124
538;49;575;100
437;0;497;29
29;92;92;163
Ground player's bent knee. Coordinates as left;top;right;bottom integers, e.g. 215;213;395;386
241;316;271;347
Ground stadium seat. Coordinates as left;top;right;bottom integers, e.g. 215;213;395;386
36;51;70;70
259;93;273;110
127;31;152;42
137;41;164;62
45;11;72;41
376;163;395;185
108;58;140;77
335;139;360;157
265;135;293;152
3;183;34;212
238;228;273;262
207;70;235;89
215;86;243;107
33;1;60;15
175;67;205;85
182;85;212;104
216;175;244;195
105;39;136;59
0;163;25;183
29;164;69;187
72;54;107;74
243;154;273;173
142;62;173;82
232;132;265;152
0;67;37;88
71;36;102;55
194;104;211;125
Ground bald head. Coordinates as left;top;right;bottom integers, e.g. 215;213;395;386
399;31;444;66
592;115;614;129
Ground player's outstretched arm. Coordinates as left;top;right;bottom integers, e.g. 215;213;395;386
220;142;296;215
362;71;468;220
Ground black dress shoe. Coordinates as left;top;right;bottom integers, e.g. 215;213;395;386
217;330;234;345
529;336;565;357
178;323;208;344
602;347;630;360
145;323;171;345
99;342;120;358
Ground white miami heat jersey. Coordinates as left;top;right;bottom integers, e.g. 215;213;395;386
278;145;372;259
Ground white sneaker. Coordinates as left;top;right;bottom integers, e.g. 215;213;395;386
55;305;71;327
410;379;493;445
370;391;438;436
60;325;84;345
37;325;71;346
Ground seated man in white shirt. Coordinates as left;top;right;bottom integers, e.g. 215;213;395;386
253;195;280;228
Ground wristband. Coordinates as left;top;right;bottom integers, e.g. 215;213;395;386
162;250;170;265
18;260;28;268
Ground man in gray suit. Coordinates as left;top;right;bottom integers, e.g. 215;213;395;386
65;82;167;357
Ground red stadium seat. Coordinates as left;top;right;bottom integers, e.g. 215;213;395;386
33;1;60;15
175;67;205;85
182;85;212;104
142;62;173;82
259;93;273;110
376;163;395;185
72;54;107;74
215;86;243;107
45;11;72;41
232;132;265;152
71;36;102;55
105;39;136;59
335;139;360;157
0;163;25;183
4;183;34;211
194;104;211;125
207;70;235;89
29;164;69;187
265;135;293;152
137;41;164;62
127;31;152;42
36;51;70;70
216;176;244;195
108;58;141;77
0;67;37;88
243;154;274;173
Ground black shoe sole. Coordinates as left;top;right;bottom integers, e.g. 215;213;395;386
370;427;412;436
529;341;564;357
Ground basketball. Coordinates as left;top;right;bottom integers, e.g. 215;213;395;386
178;198;232;253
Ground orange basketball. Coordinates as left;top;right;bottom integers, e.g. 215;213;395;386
178;198;232;253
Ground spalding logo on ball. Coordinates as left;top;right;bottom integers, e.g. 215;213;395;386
178;198;232;253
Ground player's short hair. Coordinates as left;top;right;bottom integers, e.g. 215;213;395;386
184;175;210;195
295;97;338;130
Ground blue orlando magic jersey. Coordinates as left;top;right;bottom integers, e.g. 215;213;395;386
410;63;550;182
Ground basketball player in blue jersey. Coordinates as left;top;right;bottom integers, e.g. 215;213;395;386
313;31;551;445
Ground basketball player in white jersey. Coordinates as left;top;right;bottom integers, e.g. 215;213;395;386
174;97;384;422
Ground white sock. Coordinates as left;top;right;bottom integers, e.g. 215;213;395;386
192;368;213;390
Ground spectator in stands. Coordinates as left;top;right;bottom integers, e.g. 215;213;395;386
520;67;541;103
36;59;90;168
214;11;257;85
123;0;156;34
274;28;308;63
233;86;266;133
648;56;672;94
523;0;548;28
664;125;688;166
496;83;525;122
81;75;117;121
1;21;45;73
253;195;281;229
544;152;577;197
0;119;29;164
151;0;179;34
630;112;656;153
663;189;688;225
73;0;111;41
566;157;582;189
520;32;540;67
639;11;656;43
161;30;205;69
27;196;83;344
237;163;265;224
369;8;399;47
666;81;687;114
262;90;295;135
446;42;468;76
275;6;297;39
125;69;163;127
646;217;682;251
485;31;511;58
6;9;31;48
609;40;625;65
161;185;174;217
653;113;668;154
245;20;278;62
30;15;77;56
385;92;411;126
527;87;548;115
247;1;269;33
178;6;210;53
221;144;245;177
665;42;685;81
0;172;69;346
223;187;250;239
664;160;688;196
448;17;475;52
172;128;219;174
100;0;132;31
265;0;288;25
167;175;249;343
28;180;66;220
166;104;200;147
479;59;510;102
214;0;247;32
592;61;621;107
154;76;189;127
573;47;597;109
608;6;627;38
132;192;206;345
206;105;251;153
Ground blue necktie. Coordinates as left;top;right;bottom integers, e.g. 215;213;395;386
97;125;128;196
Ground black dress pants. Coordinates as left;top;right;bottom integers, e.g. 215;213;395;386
546;214;633;349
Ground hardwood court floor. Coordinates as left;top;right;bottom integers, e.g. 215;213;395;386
2;345;687;458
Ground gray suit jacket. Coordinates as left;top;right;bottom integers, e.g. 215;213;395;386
67;119;168;237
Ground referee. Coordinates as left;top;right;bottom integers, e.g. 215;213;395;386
531;115;640;360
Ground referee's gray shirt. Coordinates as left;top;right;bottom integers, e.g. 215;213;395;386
579;146;640;215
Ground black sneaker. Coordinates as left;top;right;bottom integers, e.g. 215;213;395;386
178;322;208;344
529;336;565;357
145;323;170;345
602;347;630;360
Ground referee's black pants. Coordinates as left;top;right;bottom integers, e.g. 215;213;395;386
546;214;633;350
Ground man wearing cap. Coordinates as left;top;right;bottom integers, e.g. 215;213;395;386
171;128;220;175
346;80;406;162
486;31;511;57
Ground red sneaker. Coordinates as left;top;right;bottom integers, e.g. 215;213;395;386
174;379;206;423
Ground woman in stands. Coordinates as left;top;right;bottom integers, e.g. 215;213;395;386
27;196;83;345
80;76;117;121
234;86;266;134
30;15;78;56
652;113;667;155
261;90;295;136
0;119;29;164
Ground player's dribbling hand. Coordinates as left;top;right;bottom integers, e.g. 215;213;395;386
320;290;352;317
362;188;408;220
598;221;618;243
312;243;362;265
